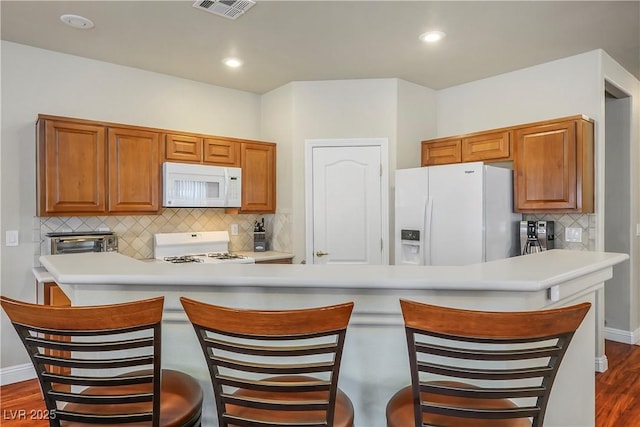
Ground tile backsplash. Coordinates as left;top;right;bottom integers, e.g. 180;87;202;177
523;213;595;251
35;209;293;265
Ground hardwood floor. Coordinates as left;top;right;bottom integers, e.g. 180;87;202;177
1;340;638;426
595;340;640;426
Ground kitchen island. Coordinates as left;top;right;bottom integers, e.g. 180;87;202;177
39;249;627;427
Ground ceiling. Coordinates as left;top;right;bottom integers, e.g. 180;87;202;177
2;1;639;94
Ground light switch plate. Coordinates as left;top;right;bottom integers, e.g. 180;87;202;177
231;223;239;236
565;227;582;243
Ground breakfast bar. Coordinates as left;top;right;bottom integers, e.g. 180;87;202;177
39;249;628;427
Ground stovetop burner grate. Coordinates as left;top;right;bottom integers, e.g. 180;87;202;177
207;252;246;260
163;255;204;264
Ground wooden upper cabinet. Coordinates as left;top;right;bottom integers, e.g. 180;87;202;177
462;131;511;162
37;118;107;216
421;139;461;166
422;131;512;166
37;115;276;216
514;117;594;213
239;142;276;213
164;134;240;166
165;133;202;163
203;137;240;166
108;128;161;214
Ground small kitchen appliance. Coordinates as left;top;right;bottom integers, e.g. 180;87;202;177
253;218;266;252
153;231;254;264
520;220;555;255
46;231;118;255
162;162;242;208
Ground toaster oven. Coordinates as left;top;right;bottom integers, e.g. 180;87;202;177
46;232;118;255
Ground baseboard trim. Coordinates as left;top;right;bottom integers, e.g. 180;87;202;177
604;326;640;345
0;363;36;386
595;355;608;373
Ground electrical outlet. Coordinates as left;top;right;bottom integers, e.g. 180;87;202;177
5;230;19;246
565;227;582;243
231;223;239;236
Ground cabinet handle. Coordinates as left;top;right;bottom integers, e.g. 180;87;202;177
315;250;329;257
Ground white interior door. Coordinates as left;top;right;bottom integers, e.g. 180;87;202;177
306;140;387;265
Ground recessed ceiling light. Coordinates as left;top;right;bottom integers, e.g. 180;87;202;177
222;57;243;68
419;31;446;43
60;14;94;29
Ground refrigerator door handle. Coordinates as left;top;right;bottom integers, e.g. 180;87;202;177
424;197;433;265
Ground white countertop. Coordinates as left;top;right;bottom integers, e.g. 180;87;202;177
39;249;628;292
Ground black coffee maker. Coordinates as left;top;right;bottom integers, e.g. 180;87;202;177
253;218;266;252
520;220;554;255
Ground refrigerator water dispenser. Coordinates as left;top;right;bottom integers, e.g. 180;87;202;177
399;229;422;264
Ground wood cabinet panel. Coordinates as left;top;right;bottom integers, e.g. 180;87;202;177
514;118;593;213
462;131;511;162
43;283;71;385
203;137;240;166
239;142;276;213
255;258;293;264
421;139;461;166
165;133;202;163
37;120;107;216
108;128;161;214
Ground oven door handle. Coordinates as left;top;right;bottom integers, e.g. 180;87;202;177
56;237;105;243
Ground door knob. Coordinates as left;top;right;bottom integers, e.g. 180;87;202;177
315;250;329;257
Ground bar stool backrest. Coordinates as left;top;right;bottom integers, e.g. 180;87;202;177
180;297;354;427
1;296;165;427
399;299;591;427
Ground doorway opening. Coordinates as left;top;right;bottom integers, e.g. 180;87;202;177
604;80;633;342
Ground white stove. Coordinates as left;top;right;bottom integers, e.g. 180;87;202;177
153;231;254;265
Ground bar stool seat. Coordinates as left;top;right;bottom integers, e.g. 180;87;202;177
62;369;203;427
386;381;531;427
228;375;354;427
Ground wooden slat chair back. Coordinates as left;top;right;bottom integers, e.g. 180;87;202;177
386;299;591;427
180;297;355;427
1;296;202;427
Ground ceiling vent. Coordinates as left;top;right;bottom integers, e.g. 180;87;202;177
192;0;256;20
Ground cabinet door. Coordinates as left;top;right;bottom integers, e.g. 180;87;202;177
43;283;72;387
462;131;511;162
421;139;461;166
203;137;240;166
38;120;107;216
515;121;578;211
108;128;161;213
165;134;202;163
240;142;276;213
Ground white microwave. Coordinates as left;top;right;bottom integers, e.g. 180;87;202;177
163;162;242;208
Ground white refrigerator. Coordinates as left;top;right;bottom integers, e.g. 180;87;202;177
394;162;520;266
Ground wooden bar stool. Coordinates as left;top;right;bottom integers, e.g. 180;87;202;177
386;299;591;427
180;297;355;427
1;296;203;427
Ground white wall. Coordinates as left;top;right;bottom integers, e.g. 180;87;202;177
0;41;262;373
396;79;437;170
436;51;602;135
